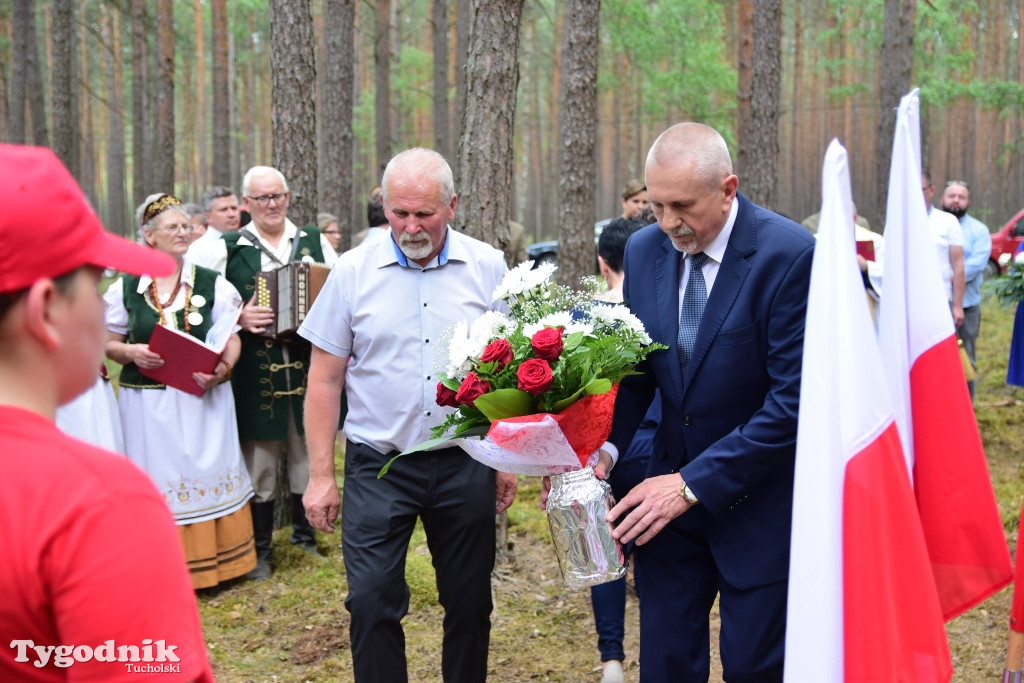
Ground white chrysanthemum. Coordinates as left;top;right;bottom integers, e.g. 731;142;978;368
522;322;542;339
1015;251;1024;265
470;310;513;341
492;261;558;304
591;305;651;343
564;320;593;337
444;320;478;380
491;261;537;302
537;311;573;329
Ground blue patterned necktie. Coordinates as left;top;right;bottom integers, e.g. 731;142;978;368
678;252;709;372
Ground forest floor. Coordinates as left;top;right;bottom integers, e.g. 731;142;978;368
197;298;1024;682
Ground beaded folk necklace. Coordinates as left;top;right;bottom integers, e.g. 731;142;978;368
148;269;192;333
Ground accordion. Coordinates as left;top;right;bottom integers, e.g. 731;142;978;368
253;262;331;339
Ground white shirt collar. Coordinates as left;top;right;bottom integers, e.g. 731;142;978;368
700;198;738;264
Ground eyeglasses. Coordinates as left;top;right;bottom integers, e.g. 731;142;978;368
247;192;288;207
946;180;969;189
154;223;194;235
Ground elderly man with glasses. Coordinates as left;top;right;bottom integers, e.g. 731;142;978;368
202;165;337;580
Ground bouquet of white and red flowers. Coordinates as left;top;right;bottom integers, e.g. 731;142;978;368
382;261;665;590
400;260;663;475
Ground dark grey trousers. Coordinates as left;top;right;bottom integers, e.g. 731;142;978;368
341;441;496;683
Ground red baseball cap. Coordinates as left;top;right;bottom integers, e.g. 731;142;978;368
0;145;175;293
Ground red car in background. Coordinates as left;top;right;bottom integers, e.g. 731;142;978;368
987;207;1024;279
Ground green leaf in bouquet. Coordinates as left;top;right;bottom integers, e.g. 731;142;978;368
562;330;586;352
549;377;612;413
378;423;491;477
583;378;612;395
474;388;535;420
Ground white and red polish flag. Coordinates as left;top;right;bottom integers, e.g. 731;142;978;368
784;139;951;682
877;89;1011;621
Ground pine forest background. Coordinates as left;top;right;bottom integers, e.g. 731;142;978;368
5;0;1024;278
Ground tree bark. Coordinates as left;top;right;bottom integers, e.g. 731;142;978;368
555;0;599;289
744;0;781;210
432;0;450;159
102;4;127;237
20;0;48;146
874;0;916;227
455;0;470;134
10;0;30;144
51;0;78;177
78;0;96;208
736;0;753;184
270;0;318;226
155;0;176;192
374;0;392;175
321;0;355;247
194;0;207;195
131;0;149;205
454;0;525;252
211;0;230;185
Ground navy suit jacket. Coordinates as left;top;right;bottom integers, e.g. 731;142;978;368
609;192;815;590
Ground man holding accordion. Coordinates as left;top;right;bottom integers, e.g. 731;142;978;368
204;164;337;580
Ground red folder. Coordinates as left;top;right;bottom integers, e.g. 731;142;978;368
856;240;876;261
139;324;221;397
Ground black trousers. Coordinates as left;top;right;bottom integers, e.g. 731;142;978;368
342;441;497;683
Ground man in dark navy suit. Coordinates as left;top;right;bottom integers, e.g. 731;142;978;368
602;123;815;682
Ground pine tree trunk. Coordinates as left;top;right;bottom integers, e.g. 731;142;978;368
432;0;450;159
51;0;78;177
155;0;176;193
211;0;230;185
20;0;48;146
736;0;753;184
102;5;127;237
130;0;149;206
270;0;318;227
555;0;599;290
78;0;96;208
454;0;525;251
745;0;781;210
373;0;392;175
321;0;355;246
10;0;30;144
194;0;207;195
874;0;916;227
455;0;470;135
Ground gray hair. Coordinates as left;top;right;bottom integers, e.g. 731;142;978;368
317;212;339;231
241;166;289;197
201;185;236;212
646;122;733;191
380;148;454;206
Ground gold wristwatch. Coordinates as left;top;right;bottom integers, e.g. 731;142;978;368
679;480;699;505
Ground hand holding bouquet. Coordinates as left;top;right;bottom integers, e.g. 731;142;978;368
382;260;664;476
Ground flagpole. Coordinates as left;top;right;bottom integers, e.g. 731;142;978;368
1003;632;1023;683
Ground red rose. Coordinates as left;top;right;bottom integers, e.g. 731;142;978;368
517;358;553;395
479;338;514;371
436;382;460;408
455;372;491;407
531;327;564;361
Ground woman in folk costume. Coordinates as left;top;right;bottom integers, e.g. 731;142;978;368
104;193;256;588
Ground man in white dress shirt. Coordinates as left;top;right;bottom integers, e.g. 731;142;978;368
300;148;517;682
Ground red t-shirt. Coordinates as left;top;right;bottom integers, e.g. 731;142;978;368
0;406;214;682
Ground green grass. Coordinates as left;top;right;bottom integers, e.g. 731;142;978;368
196;296;1024;682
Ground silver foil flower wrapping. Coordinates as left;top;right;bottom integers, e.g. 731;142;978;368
546;466;627;591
